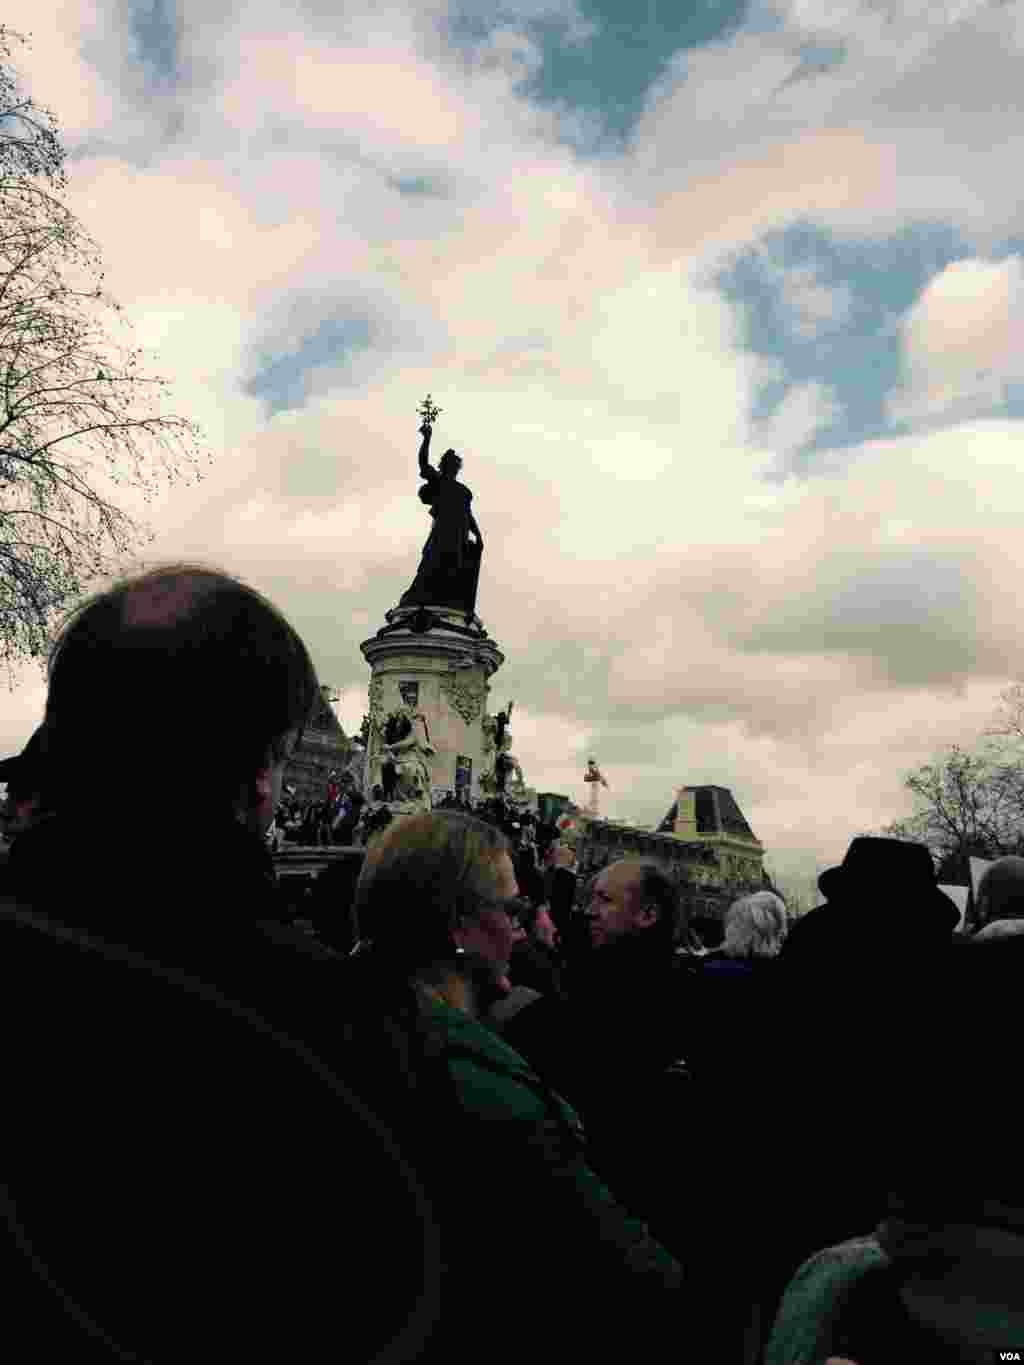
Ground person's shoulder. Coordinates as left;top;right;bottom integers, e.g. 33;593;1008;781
765;1236;890;1365
438;1000;534;1069
780;903;840;952
436;1003;554;1118
787;903;829;930
252;917;338;962
487;986;543;1028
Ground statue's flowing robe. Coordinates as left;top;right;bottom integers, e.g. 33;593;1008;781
400;471;480;612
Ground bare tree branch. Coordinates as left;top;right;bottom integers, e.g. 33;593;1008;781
0;27;209;672
876;741;1024;881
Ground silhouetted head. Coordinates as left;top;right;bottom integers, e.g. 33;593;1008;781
439;449;462;478
975;856;1024;933
44;563;319;830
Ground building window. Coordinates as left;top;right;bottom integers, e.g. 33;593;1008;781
399;681;419;708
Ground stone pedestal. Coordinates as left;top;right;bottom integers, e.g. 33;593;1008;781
359;603;504;804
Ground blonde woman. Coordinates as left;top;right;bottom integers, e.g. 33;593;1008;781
340;809;682;1348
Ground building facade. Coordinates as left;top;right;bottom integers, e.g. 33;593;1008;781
282;688;354;803
565;784;769;942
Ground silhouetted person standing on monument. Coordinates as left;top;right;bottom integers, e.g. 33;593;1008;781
400;422;483;617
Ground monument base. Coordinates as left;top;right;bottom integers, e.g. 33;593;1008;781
360;602;505;804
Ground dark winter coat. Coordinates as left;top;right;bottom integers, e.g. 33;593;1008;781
767;936;1024;1365
508;936;565;999
764;892;958;1308
0;813;437;1362
502;930;692;1257
543;865;578;937
333;956;683;1351
681;953;789;1359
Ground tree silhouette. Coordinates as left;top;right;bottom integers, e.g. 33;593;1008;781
0;27;206;669
879;744;1024;872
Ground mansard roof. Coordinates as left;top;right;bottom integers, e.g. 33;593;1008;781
305;688;348;741
655;785;759;843
283;691;352;798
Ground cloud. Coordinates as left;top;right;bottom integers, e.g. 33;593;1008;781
7;0;1024;889
2;0;120;136
756;380;841;454
625;0;1024;256
891;256;1024;421
218;34;475;153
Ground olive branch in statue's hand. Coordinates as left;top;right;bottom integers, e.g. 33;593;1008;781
418;394;442;429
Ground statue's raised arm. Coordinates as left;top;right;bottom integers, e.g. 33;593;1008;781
417;423;437;480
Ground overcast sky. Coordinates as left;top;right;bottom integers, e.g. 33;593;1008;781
3;0;1024;883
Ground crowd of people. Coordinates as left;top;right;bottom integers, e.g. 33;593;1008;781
267;776;556;860
268;775;366;850
0;562;1019;1362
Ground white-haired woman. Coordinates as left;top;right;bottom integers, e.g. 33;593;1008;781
688;889;791;1363
721;890;789;960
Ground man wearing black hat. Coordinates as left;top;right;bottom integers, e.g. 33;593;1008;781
782;835;960;964
760;837;960;1336
764;849;1024;1364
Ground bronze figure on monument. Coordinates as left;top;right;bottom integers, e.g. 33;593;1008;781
399;397;483;618
494;701;514;794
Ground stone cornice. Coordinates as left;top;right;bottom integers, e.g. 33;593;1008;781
361;628;504;677
585;819;719;863
379;604;487;638
700;831;765;853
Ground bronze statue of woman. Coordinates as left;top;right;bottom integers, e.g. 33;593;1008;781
399;422;483;616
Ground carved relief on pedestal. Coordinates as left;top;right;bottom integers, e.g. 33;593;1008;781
440;672;485;726
365;675;386;781
378;707;436;811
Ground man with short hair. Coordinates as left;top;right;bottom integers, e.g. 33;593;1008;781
586;857;679;952
0;564;432;1360
503;856;690;1255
